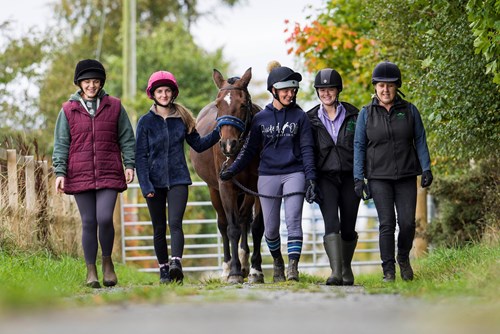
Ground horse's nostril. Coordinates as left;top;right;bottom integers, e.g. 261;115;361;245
219;139;239;155
230;140;238;152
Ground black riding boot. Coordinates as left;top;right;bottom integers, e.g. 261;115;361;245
323;233;342;286
341;236;358;285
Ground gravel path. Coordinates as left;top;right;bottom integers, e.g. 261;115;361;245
1;285;498;334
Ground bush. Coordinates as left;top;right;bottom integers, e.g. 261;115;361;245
428;158;499;247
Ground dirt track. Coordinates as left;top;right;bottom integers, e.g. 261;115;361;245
1;285;498;334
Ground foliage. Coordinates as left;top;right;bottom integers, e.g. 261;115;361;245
0;0;238;154
426;158;499;247
0;25;49;136
362;0;500;172
286;0;500;245
466;0;500;86
285;0;377;106
127;20;227;119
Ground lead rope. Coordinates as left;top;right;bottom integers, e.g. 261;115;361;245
221;157;305;199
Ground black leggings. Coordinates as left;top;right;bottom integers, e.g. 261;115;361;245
74;189;118;264
369;177;417;272
145;185;188;264
317;172;360;241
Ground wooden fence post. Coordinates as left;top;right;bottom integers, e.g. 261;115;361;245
7;149;18;210
0;157;4;209
25;156;36;212
412;178;428;258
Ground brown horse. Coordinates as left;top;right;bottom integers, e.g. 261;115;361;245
190;68;264;284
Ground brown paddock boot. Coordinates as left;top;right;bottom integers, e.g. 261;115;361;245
287;259;300;282
86;263;101;288
102;256;118;287
273;256;286;283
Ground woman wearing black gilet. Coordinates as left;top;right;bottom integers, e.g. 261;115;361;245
353;61;433;282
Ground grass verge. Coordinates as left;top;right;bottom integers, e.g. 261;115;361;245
0;242;498;312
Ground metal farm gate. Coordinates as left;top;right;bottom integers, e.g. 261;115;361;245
120;182;381;276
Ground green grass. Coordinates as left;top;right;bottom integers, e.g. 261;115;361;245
358;243;500;302
1;243;498;312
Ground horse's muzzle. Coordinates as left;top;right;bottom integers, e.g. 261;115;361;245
220;139;240;157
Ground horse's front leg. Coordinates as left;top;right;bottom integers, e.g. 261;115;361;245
208;188;231;280
219;182;244;284
227;211;243;284
238;194;255;279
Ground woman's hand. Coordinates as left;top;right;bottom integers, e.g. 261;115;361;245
125;168;135;183
55;176;65;193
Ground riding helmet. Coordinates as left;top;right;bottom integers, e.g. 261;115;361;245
371;61;402;87
267;66;302;92
74;59;106;86
146;71;179;99
314;68;343;92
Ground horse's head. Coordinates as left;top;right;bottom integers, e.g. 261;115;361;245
213;68;253;157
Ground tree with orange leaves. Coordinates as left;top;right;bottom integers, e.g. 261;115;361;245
285;0;378;106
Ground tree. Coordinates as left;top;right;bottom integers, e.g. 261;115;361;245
287;0;500;172
0;24;48;138
362;0;499;172
466;0;500;87
285;0;378;106
0;0;239;152
286;0;500;244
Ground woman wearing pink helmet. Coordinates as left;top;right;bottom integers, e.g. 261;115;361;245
135;70;220;284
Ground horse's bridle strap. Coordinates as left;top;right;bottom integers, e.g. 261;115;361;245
216;115;246;133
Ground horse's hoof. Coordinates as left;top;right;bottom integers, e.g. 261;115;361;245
227;275;244;284
248;274;264;284
248;268;264;284
221;261;231;280
239;248;250;278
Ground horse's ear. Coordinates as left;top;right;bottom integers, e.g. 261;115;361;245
239;67;252;88
213;69;225;89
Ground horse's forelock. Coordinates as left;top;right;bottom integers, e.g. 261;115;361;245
227;76;241;85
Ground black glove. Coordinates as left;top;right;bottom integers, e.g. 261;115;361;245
219;169;234;181
354;179;371;200
305;180;318;204
421;170;433;188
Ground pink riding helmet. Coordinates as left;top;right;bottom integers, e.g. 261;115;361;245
146;71;179;99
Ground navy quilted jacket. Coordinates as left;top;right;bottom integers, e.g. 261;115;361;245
135;110;220;197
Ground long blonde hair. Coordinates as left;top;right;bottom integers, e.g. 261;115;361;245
171;103;196;133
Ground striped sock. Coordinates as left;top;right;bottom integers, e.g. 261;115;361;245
287;236;303;261
265;235;282;259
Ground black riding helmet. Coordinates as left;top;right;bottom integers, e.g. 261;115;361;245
267;66;302;93
371;61;401;87
74;59;106;87
314;68;343;92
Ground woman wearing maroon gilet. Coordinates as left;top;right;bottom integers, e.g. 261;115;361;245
52;59;135;288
